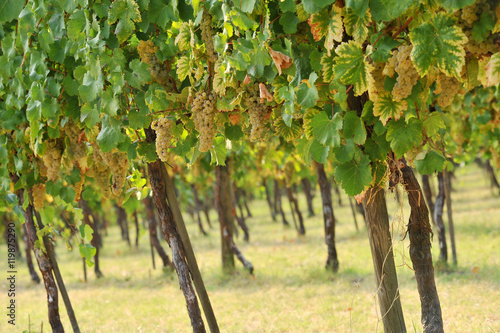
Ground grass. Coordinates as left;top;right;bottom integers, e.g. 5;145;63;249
1;164;499;332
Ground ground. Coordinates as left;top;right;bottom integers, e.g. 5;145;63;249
1;164;499;332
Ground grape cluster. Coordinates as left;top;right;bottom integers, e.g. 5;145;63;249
32;184;46;211
370;61;386;99
73;176;84;202
435;75;462;108
42;139;63;182
137;40;174;90
102;149;128;197
63;120;88;170
151;117;174;162
455;0;498;55
391;45;419;101
242;83;269;142
201;10;217;64
405;146;424;168
295;22;310;44
191;91;217;152
88;146;112;200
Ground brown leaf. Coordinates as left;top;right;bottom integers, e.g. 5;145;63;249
243;74;252;84
269;48;292;75
259;83;274;103
354;191;366;205
228;113;242;125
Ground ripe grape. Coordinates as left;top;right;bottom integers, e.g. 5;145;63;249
63;120;88;171
88;146;112;200
151;117;174;162
32;184;46;211
435;75;462;108
137;40;174;91
243;83;269;142
42;139;63;182
391;45;419;101
201;10;217;64
192;91;217;152
102;149;128;197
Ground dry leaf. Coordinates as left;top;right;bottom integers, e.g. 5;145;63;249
354;191;366;205
243;74;252;84
269;48;292;75
259;83;273;102
470;266;480;274
228;113;242;125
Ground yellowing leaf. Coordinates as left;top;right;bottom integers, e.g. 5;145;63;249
308;5;343;55
274;118;303;142
410;13;467;78
334;41;372;96
373;93;407;125
108;0;142;43
175;22;193;52
484;53;500;87
269;48;293;75
344;5;371;44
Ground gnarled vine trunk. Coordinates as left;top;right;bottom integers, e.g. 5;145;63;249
143;195;172;268
434;172;448;262
314;161;338;272
81;198;103;278
115;205;131;247
301;177;315;217
362;186;406;332
274;178;289;226
285;183;305;235
191;184;208;236
401;163;444;333
215;165;253;273
263;178;277;222
23;223;41;283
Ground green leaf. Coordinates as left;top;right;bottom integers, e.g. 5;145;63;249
224;123;244;141
301;0;321;14
0;0;24;22
310;140;330;164
138;141;158;162
423;112;445;137
297;72;319;109
79;72;104;103
108;0;142;43
370;0;414;22
344;2;371;43
332;138;355;163
386;118;423;158
335;152;372;196
236;0;257;13
414;150;445;175
343;111;366;144
436;0;475;11
274;118;303;142
334;41;371;96
371;36;400;63
129;59;152;85
97;116;126;153
84;224;94;242
321;53;335;82
79;243;96;267
311;112;342;147
410;12;467;78
67;10;87;41
210;136;227;166
280;12;300;34
176;56;191;82
149;0;175;29
471;11;495;43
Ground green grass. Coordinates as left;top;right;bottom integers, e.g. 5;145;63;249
1;164;499;332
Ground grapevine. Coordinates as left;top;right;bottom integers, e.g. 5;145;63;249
42;139;63;182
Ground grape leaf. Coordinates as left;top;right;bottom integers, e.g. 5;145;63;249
414;150;445;175
344;2;371;43
334;41;372;96
237;0;257;13
423;112;446;137
332;138;355;163
280;12;300;34
370;0;414;22
310;140;330;164
311;112;342;147
97;116;126;153
210;136;227;166
343;111;366;144
373;93;407;125
108;0;142;43
79;244;96;267
274;118;303;142
297;72;319;109
0;0;24;22
386;118;423;158
436;0;475;11
335;152;372;196
410;12;467;78
484;52;500;87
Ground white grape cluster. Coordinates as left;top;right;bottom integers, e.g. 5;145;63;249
391;45;419;101
88;146;112;200
405;146;424;167
137;40;174;90
243;83;269;142
435;75;462;108
102;149;128;197
73;176;84;202
32;184;46;211
295;22;310;44
192;91;217;152
63;121;88;170
201;10;217;64
455;0;497;55
42;139;63;182
370;61;386;99
151;117;174;162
